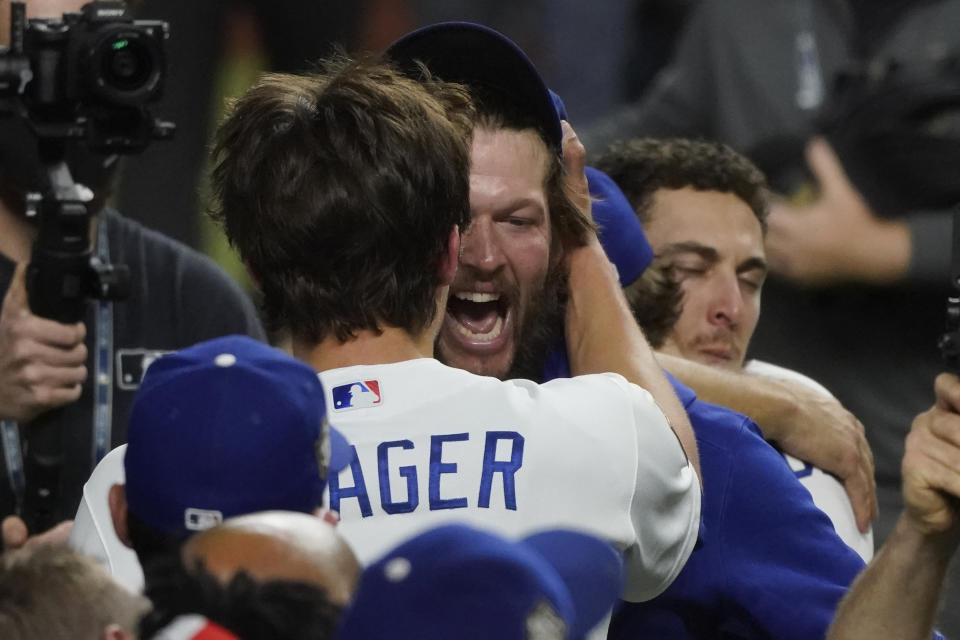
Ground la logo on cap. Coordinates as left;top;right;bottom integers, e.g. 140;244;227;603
185;508;224;531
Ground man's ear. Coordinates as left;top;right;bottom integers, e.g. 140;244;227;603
244;263;262;292
314;507;340;527
438;226;461;286
108;484;132;548
102;624;134;640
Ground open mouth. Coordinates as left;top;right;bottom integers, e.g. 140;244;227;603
446;292;508;342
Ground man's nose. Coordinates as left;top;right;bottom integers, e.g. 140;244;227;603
707;272;743;328
459;218;505;275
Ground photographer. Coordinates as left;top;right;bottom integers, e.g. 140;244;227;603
0;0;264;548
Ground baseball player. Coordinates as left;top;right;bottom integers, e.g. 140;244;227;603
67;335;352;592
595;138;873;560
210;53;701;610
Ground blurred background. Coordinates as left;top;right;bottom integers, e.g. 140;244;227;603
117;0;696;286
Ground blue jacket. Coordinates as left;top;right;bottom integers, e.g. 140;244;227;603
609;376;866;639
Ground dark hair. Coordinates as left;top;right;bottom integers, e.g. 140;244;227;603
140;557;342;640
472;88;595;251
0;545;148;640
210;55;474;344
126;508;188;588
594;138;769;231
622;259;684;348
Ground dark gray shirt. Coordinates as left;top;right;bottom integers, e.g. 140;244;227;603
0;208;265;524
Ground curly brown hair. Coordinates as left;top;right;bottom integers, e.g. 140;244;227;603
594;137;769;231
210;55;474;344
622;258;684;349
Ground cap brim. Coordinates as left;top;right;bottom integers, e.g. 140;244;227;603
522;530;624;639
327;426;352;476
386;22;562;154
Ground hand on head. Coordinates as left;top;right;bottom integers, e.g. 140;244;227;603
560;120;591;221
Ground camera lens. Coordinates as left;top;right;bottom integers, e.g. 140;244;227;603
102;37;150;90
87;27;163;106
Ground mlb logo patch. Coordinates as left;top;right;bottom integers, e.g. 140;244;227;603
332;380;382;411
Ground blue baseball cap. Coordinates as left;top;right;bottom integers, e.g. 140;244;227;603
586;165;654;286
386;22;563;155
124;335;351;535
336;524;624;640
546;89;653;285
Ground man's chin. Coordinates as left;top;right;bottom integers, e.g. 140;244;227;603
435;335;515;380
691;350;743;372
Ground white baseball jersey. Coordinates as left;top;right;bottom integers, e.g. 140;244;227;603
321;358;701;602
744;359;874;562
68;444;145;592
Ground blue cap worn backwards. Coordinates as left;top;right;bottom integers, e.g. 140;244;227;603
336;524;624;640
386;22;563;155
123;335;351;535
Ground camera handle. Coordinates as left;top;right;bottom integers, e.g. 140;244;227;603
20;141;129;533
938;209;960;373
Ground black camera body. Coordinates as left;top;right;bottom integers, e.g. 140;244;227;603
0;0;172;151
0;2;174;533
940;209;960;374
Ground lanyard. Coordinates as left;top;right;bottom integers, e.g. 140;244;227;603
2;217;114;515
92;218;114;465
795;0;825;111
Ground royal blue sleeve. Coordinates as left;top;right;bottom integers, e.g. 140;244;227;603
717;417;866;638
610;405;866;639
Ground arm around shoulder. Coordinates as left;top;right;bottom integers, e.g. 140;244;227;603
618;376;701;603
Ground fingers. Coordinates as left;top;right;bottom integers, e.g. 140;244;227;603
1;516;73;552
0;261;90;421
901;405;960;533
934;372;960;413
847;436;879;532
805;136;850;198
2;262;29;316
9;339;87;369
763;203;803;278
560;120;590;215
14;312;86;350
919;404;960;466
1;515;28;550
23;520;72;550
836;421;877;532
561;120;586;172
3;262;86;348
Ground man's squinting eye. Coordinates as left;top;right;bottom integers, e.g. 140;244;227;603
507;216;536;227
738;273;765;293
670;259;709;278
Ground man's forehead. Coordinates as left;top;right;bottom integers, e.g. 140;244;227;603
471;127;551;176
647;187;763;250
469;127;551;208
